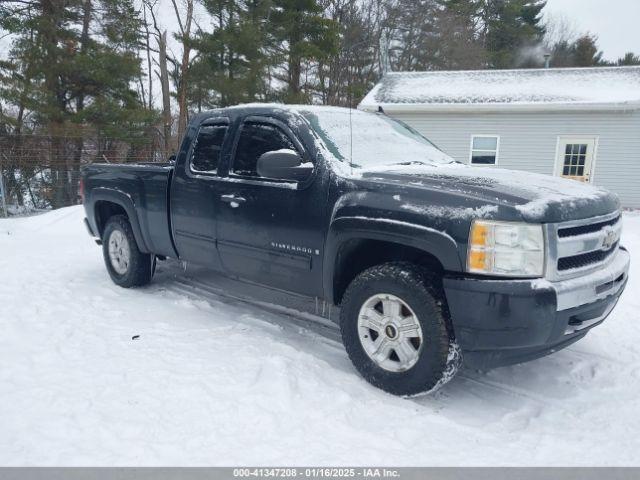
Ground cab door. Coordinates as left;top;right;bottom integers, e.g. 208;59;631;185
169;119;230;268
212;116;327;296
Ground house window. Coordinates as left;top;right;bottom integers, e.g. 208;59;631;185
562;144;588;177
470;135;499;165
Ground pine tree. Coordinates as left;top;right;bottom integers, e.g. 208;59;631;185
269;0;338;103
436;0;487;70
190;0;275;108
385;0;441;71
549;39;575;68
572;34;603;67
483;0;546;68
0;0;157;207
617;52;640;66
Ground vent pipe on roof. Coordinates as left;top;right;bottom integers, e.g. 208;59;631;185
544;53;551;69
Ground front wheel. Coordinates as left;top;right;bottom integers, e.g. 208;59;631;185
102;215;154;288
340;262;459;396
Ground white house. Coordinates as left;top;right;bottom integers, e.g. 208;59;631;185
359;66;640;208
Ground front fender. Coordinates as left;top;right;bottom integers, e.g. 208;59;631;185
323;215;463;302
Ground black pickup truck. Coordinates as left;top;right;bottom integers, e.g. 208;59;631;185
82;104;630;396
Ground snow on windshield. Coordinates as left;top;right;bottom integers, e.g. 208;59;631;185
301;108;453;168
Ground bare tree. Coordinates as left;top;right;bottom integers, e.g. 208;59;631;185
432;7;487;70
317;0;384;107
158;30;172;155
170;0;194;141
141;2;155;110
142;0;174;154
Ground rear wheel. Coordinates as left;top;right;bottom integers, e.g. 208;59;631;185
102;215;154;288
340;262;458;396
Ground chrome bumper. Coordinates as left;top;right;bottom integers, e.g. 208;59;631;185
547;247;629;312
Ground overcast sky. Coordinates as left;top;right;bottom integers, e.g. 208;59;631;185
0;1;638;65
157;0;640;62
544;0;640;60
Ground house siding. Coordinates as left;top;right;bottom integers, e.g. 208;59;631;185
391;110;640;208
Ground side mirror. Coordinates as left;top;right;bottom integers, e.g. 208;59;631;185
257;149;313;182
168;154;177;164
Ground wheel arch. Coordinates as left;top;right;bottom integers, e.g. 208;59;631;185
324;217;463;305
91;188;149;253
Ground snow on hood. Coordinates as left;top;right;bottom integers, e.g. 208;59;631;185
360;164;618;222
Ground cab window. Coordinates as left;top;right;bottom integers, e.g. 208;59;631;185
191;124;228;174
232;122;298;178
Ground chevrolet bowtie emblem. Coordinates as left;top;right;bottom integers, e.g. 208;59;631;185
601;226;618;250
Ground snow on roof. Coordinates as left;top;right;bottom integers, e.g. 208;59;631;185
359;67;640;112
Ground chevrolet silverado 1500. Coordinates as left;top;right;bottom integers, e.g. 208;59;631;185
82;105;629;396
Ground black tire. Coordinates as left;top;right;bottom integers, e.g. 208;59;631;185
340;262;455;396
102;215;154;288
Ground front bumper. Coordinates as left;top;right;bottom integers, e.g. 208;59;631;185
443;247;630;369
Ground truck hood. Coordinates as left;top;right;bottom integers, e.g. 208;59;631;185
357;163;620;223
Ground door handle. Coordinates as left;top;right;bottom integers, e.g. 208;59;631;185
220;194;246;205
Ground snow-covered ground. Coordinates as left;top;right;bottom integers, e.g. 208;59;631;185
1;206;639;466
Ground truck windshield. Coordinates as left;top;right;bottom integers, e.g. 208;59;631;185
301;108;455;169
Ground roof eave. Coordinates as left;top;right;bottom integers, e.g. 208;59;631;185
358;101;640;114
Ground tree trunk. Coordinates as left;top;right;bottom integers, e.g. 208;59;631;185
287;21;303;102
69;0;92;204
158;31;172;156
289;55;302;100
142;4;154;110
41;0;68;209
176;0;194;141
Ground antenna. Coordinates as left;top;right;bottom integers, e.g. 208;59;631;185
348;53;354;176
349;89;353;176
380;30;391;75
346;38;371;175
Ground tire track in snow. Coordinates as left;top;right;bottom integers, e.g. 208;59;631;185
156;268;583;414
164;278;342;345
453;373;578;416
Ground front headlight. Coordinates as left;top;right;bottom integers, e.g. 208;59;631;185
467;220;545;277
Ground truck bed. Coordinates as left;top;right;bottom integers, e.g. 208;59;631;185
83;163;176;258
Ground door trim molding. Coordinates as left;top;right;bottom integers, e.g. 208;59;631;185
217;240;312;270
174;229;216;243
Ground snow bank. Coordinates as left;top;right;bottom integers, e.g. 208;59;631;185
1;207;640;465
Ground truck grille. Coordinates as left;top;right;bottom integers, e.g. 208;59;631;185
557;242;619;271
557;214;621;238
546;211;622;280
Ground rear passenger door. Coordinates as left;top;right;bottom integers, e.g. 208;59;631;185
213;116;327;296
170;119;230;268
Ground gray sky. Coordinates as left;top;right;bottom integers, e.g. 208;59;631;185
544;0;640;60
157;0;640;62
1;0;638;66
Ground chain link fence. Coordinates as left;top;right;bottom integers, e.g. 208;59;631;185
0;128;168;216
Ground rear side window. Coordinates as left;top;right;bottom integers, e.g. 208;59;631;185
191;124;228;174
232;122;297;177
